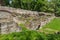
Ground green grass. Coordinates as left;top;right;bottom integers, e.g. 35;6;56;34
18;23;28;31
40;18;60;33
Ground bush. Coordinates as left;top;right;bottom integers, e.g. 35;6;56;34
0;30;60;40
55;8;60;17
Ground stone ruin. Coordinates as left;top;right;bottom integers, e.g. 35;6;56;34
0;6;55;34
0;11;55;34
0;11;20;34
15;12;55;30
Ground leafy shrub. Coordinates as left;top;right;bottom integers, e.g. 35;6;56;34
0;30;60;40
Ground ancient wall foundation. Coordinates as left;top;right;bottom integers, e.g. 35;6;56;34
0;6;55;34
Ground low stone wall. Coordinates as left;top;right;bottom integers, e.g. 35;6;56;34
0;6;55;31
14;14;55;30
1;21;20;34
0;6;38;15
0;11;21;34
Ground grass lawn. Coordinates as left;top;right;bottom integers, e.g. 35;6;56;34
40;17;60;33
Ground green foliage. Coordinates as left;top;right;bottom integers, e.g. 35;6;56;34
50;0;60;16
47;34;60;40
3;0;48;11
55;7;60;16
0;30;60;40
3;0;10;6
18;23;28;31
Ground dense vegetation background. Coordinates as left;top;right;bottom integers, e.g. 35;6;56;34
4;0;60;16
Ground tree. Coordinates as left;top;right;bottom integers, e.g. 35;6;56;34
4;0;10;6
7;0;49;12
51;0;60;16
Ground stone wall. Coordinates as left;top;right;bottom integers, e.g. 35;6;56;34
0;11;21;34
14;13;55;30
0;6;38;15
0;6;55;33
1;21;20;34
